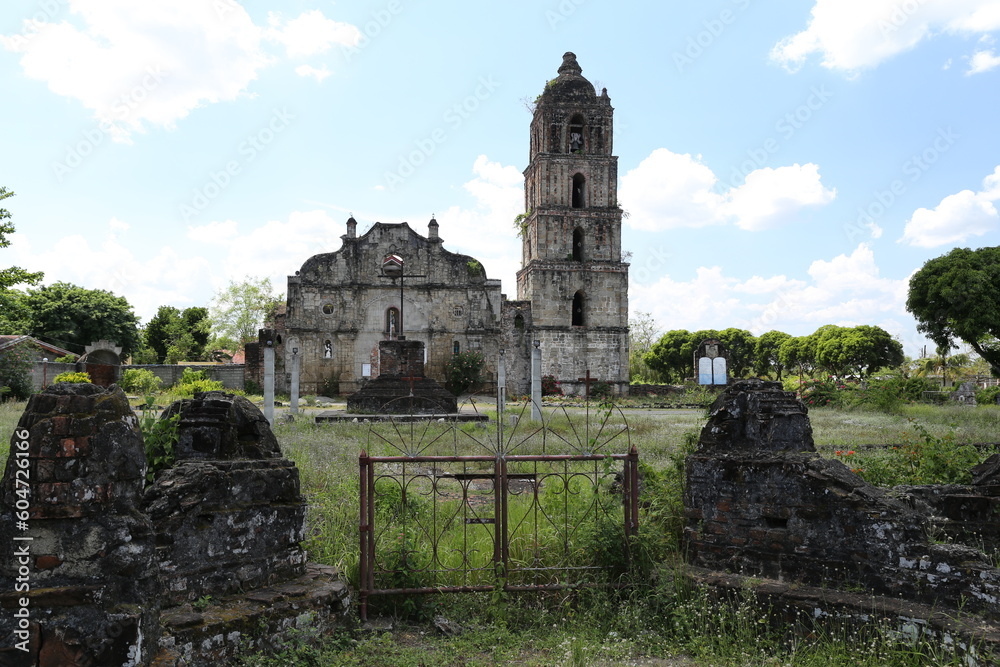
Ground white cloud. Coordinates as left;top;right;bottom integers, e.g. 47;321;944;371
899;166;1000;247
630;243;915;351
187;210;345;293
725;164;837;231
9;226;213;322
0;3;358;140
436;155;524;288
619;149;835;232
295;64;332;82
967;48;1000;73
265;10;360;59
772;0;1000;73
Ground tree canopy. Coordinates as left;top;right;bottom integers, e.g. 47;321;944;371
0;187;43;292
907;246;1000;376
17;282;141;356
143;305;211;363
209;276;284;346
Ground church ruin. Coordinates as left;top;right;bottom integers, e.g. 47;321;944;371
270;52;630;397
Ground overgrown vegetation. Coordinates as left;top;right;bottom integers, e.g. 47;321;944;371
171;367;224;397
443;351;484;395
52;371;91;384
118;368;163;395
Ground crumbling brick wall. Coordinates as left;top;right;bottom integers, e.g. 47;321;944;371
685;379;1000;620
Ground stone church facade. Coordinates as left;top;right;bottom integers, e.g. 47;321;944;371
275;53;629;396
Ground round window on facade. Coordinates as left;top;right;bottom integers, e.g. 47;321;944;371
322;304;334;315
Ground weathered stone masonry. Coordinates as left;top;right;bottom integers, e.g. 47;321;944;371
684;380;1000;656
0;385;350;667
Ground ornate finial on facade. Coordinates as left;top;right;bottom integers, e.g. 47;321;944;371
558;51;582;76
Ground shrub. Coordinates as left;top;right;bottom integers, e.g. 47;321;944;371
798;377;844;407
244;379;262;396
142;412;180;481
318;375;339;397
53;371;91;384
444;351;485;395
976;385;1000;406
54;353;78;363
0;346;33;400
118;368;162;395
541;374;562;396
172;367;223;396
590;380;613;399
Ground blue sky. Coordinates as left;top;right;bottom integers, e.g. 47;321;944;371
1;0;999;357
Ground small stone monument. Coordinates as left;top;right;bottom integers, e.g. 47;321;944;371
346;339;458;414
695;339;728;386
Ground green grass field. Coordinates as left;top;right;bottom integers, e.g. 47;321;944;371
2;396;998;665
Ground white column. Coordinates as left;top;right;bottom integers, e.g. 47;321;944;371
264;343;275;426
531;340;541;422
290;348;300;415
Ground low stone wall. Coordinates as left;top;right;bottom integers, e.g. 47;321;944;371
684;379;1000;659
124;364;246;391
628;383;684;397
0;385;350;666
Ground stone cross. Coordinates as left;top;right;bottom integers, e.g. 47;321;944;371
577;370;598;399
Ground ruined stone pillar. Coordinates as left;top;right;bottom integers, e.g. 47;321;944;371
263;342;275;426
290;347;300;415
0;383;160;667
531;340;541;421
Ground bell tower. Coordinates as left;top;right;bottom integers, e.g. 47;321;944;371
516;52;629;395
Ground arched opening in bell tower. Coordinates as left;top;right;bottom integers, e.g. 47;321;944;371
572;290;586;326
571;173;586;209
568;114;585;152
572;227;585;261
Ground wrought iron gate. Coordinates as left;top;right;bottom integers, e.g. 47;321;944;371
358;400;638;619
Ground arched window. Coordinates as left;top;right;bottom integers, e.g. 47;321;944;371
323;340;333;358
385;307;400;336
572;227;584;261
572;291;586;327
453;341;460;355
572;174;586;209
514;313;525;332
568;114;585;152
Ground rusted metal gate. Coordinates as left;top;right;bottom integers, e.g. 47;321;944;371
358;400;638;619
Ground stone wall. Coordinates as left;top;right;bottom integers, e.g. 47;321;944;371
0;384;160;666
684;379;1000;649
29;362;246;393
0;386;349;666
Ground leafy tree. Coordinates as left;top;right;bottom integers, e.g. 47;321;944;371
21;282;140;356
145;306;181;363
716;328;757;378
628;312;663;382
0;343;33;400
0;187;43;291
209;276;284;346
644;329;694;383
143;305;211;364
778;336;815;382
754;330;791;379
907;246;1000;376
814;325;904;379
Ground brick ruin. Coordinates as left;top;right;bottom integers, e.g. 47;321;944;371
345;339;458;414
685;379;1000;656
0;384;350;667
